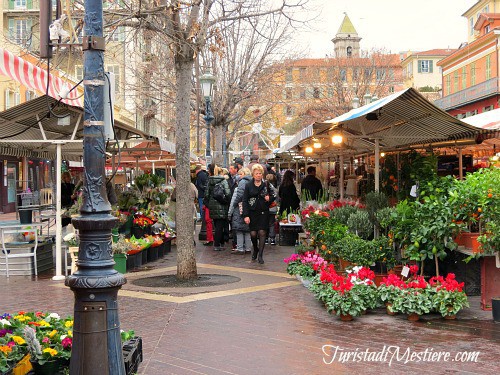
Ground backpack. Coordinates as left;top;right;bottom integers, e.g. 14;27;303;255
213;181;230;204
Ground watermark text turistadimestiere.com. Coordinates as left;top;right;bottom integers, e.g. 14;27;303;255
322;345;480;366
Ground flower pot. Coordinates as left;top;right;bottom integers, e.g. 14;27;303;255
453;232;465;246
339;313;353;321
407;313;420;321
157;242;165;257
374;274;388;287
164;239;172;253
113;253;127;274
126;253;136;270
492;297;500;322
147;246;159;262
462;232;482;253
30;360;62;375
386;303;396;316
141;248;148;264
444;314;456;320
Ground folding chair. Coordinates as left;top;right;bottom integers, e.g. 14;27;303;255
0;225;39;277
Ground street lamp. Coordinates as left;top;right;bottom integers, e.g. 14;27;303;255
65;0;126;373
200;70;216;164
198;70;215;241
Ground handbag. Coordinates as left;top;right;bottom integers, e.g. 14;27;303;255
266;181;277;208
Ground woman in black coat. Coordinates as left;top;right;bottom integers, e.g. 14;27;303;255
242;164;276;264
278;170;300;216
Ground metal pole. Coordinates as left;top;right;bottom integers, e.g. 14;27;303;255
52;142;65;281
458;148;463;180
375;139;380;192
205;97;214;163
340;153;344;199
65;0;126;372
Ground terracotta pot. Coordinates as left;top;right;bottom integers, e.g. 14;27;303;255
407;313;420;321
374;274;388;287
386;303;396;316
339;313;353;321
444;314;456;320
461;232;483;253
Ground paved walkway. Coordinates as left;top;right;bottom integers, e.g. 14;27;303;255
1;229;499;374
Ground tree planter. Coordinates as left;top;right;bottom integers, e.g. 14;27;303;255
492;297;500;322
113;253;127;274
164;238;173;253
157;242;165;257
462;232;482;253
374;274;389;287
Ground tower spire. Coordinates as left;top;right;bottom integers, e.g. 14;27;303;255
332;13;362;58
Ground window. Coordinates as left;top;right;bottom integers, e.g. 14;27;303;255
376;69;386;81
313;87;320;99
285;105;293;116
347;46;352;58
486;55;491;80
327;87;334;98
462;67;466;89
106;65;121;94
470;63;476;86
454;71;459;92
25;90;36;101
108;26;125;42
75;65;84;81
388;86;394;93
8;18;31;45
470;17;474;36
364;68;372;80
485;25;490;34
285;87;292;100
340;69;347;82
445;75;451;95
418;60;433;73
286;68;293;82
14;0;27;9
299;67;306;80
299;89;306;99
484;105;494;112
407;63;413;77
4;89;20;110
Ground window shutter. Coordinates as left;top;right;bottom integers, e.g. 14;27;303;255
5;89;10;110
429;61;433;73
8;1;14;10
27;0;33;9
417;61;422;73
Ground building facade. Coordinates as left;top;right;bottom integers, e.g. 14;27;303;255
435;0;500;118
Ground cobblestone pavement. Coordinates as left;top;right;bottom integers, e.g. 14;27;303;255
0;230;498;374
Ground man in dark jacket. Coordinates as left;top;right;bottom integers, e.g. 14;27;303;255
194;165;209;214
301;166;323;201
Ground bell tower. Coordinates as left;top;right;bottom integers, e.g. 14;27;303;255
332;13;361;58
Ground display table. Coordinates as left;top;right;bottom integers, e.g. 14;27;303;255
279;223;303;246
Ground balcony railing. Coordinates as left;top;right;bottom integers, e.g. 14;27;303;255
434;78;500;110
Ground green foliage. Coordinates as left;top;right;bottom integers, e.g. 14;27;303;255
365;191;389;228
285;260;316;279
375;207;396;235
331;205;358;225
347;210;373;240
432;289;469;317
333;234;378;266
392;287;434;315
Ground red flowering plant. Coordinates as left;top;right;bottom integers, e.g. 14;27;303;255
309;265;378;318
429;273;469;318
284;252;328;280
390;265;434;317
133;215;154;228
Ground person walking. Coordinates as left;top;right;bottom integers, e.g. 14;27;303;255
204;164;231;251
301;166;323;201
194;165;209;214
228;167;252;254
242;164;276;264
278;170;301;217
265;173;278;246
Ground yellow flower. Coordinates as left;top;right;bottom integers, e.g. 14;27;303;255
67;330;73;337
39;320;50;327
11;336;26;345
65;320;74;328
48;329;58;338
13;315;30;322
43;348;58;357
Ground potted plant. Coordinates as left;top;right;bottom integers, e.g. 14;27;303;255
378;273;407;315
284;252;327;286
112;235;129;274
429;273;469;319
391;267;433;321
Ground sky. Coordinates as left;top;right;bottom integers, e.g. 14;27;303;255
295;0;478;57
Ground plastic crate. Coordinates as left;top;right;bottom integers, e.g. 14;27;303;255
122;337;143;375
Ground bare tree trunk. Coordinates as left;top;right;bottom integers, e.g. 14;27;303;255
213;126;224;167
175;57;197;280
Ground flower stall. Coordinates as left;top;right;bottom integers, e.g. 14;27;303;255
0;311;142;375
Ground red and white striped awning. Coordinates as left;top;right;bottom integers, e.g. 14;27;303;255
0;48;83;107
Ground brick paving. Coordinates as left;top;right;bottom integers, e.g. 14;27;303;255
0;224;499;374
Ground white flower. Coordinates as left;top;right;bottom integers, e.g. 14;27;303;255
63;232;75;242
47;313;60;320
0;319;11;326
60;335;67;340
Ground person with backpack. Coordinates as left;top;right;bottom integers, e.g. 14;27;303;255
204;164;231;251
228;167;252;254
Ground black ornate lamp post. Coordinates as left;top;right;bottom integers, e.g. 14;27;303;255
198;70;215;241
65;0;126;373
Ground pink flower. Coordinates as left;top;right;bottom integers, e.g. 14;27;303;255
62;337;72;349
